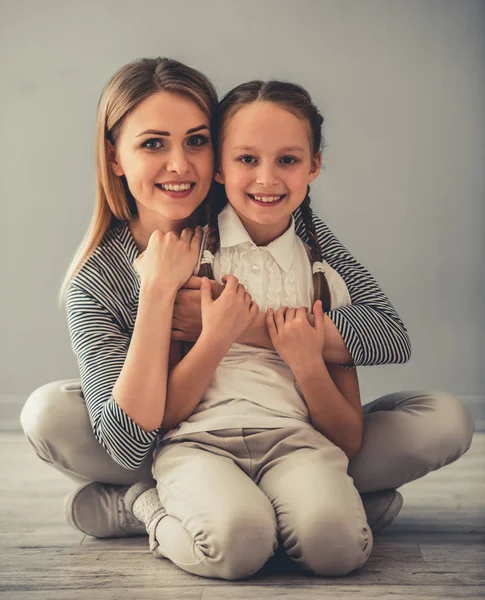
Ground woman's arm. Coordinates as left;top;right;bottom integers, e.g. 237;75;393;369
66;228;202;470
299;209;412;366
266;303;362;458
173;210;412;366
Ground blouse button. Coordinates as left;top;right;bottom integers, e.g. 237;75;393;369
251;244;257;251
252;264;260;272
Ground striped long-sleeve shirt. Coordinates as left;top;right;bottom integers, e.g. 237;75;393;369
66;210;411;470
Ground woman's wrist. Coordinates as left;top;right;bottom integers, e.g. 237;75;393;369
139;280;178;304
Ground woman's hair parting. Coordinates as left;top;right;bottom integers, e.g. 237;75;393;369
199;80;331;311
60;57;218;303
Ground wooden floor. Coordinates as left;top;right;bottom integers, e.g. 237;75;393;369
0;432;484;600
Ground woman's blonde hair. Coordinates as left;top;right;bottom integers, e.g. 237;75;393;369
59;57;218;303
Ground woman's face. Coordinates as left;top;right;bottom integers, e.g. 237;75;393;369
110;91;214;229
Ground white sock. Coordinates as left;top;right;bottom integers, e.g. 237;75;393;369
132;488;164;526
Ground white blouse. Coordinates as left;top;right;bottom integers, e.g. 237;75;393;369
163;204;352;441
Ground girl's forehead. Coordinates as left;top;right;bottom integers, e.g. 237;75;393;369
224;101;312;148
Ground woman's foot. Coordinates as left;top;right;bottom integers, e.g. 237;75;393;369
64;481;154;538
361;489;403;534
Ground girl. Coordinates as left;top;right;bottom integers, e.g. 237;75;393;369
20;60;473;552
118;81;381;578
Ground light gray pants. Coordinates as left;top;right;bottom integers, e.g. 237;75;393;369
149;427;372;579
20;380;474;494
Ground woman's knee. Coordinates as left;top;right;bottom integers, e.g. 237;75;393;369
20;379;83;461
412;391;474;464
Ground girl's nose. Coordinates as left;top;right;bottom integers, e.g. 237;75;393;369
166;148;190;174
255;163;278;186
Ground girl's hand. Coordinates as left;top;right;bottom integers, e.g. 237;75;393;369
200;275;259;347
266;300;326;373
133;227;203;296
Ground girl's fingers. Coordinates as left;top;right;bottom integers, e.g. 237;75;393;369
266;307;277;338
274;307;287;329
200;277;213;311
313;299;325;332
244;292;252;304
221;274;239;291
286;307;296;322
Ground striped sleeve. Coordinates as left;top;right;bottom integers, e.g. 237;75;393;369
294;209;412;366
66;283;157;470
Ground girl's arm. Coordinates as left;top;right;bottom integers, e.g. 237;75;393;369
162;276;258;431
266;303;363;458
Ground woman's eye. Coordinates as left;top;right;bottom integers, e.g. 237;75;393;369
239;155;256;165
142;139;162;150
280;156;297;165
186;134;210;147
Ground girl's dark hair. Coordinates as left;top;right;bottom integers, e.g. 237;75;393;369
199;80;331;311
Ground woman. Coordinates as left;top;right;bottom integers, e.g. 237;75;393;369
20;57;474;542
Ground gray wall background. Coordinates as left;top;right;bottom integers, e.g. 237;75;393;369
1;0;484;423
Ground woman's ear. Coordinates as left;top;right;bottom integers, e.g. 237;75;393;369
106;140;124;176
308;151;322;184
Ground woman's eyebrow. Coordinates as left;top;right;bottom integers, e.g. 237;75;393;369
136;124;209;138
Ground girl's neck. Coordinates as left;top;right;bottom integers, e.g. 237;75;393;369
233;209;292;247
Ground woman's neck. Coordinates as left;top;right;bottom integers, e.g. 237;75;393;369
129;210;200;253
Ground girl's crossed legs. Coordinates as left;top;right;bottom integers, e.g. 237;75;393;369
149;427;372;579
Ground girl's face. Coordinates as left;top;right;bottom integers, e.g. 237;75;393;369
110;91;214;231
215;101;321;246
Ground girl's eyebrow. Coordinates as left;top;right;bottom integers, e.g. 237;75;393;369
136;124;209;138
232;145;306;153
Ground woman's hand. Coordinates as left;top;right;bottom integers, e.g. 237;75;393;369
133;227;203;296
266;300;326;374
199;275;259;348
172;276;224;341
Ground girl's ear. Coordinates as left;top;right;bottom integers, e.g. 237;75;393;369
214;169;225;184
106;140;124;177
308;151;322;184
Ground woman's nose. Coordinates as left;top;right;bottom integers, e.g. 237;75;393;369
166;148;190;174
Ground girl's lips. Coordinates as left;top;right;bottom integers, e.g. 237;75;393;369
247;193;286;207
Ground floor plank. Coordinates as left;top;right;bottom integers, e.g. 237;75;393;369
1;431;484;599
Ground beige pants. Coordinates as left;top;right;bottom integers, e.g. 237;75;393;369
20;381;474;493
149;427;372;579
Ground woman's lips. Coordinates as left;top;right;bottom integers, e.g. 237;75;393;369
155;182;195;199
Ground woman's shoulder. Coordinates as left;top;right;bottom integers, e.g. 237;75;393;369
69;221;138;304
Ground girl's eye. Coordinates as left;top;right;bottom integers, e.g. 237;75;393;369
142;139;162;150
186;134;210;147
239;155;256;165
280;156;298;165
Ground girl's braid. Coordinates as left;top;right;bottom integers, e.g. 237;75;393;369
299;190;331;312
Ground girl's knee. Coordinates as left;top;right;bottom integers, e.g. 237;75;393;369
209;506;277;580
286;507;373;576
